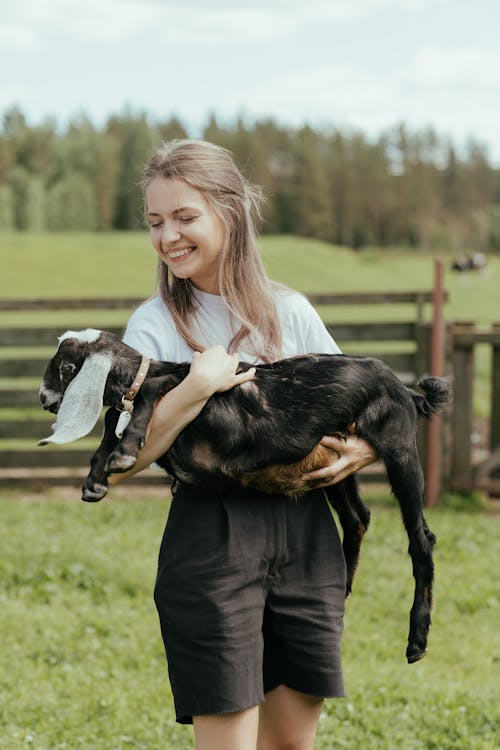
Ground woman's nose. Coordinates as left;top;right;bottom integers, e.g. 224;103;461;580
160;221;182;245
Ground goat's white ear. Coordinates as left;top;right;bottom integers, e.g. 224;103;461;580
38;352;113;445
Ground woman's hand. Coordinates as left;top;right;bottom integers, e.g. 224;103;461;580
187;345;256;398
109;347;255;484
302;424;378;487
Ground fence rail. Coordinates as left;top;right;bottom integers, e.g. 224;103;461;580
0;291;439;312
448;322;500;496
11;290;500;504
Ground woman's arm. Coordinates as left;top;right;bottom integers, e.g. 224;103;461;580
302;425;378;486
109;347;255;483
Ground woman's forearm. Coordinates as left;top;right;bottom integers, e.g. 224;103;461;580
109;347;256;484
109;374;210;483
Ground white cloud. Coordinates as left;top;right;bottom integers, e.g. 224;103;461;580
0;0;431;46
237;53;500;161
0;25;38;50
3;1;498;161
245;65;393;123
0;0;162;44
411;46;500;92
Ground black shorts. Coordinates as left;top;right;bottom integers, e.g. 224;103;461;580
153;484;347;724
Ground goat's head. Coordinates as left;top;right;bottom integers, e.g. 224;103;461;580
39;329;114;445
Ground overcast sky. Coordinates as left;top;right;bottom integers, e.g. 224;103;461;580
2;0;500;161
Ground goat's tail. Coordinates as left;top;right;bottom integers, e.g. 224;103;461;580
412;376;451;419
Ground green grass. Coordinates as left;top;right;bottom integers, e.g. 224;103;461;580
1;236;498;746
1;231;499;419
1;232;500;327
0;490;498;749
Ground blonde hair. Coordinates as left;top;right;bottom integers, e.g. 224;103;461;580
143;139;282;362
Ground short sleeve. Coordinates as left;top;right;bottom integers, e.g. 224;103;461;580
123;318;163;360
277;291;342;356
300;300;342;354
122;297;179;361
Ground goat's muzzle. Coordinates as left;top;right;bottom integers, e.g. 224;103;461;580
39;386;61;413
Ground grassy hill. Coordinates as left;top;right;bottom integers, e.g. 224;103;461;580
1;232;499;326
1;232;498;417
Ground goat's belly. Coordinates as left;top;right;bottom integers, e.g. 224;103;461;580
240;443;340;494
164;442;340;496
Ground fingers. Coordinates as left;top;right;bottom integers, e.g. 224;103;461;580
234;366;256;384
320;434;348;451
303;455;348;483
189;347;257;394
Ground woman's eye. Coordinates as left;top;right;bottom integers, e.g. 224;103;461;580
180;216;196;223
150;222;162;228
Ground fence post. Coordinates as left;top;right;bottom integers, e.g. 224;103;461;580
415;322;431;477
491;324;500;451
440;321;455;491
425;259;445;507
450;322;475;488
491;324;500;477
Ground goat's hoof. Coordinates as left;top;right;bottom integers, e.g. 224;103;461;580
106;452;137;473
406;643;427;663
82;484;108;502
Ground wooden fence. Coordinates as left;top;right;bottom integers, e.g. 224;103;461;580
11;291;500;501
446;322;500;496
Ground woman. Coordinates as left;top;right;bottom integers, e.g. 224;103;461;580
114;140;376;750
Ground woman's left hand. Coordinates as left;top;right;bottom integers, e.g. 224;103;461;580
302;425;378;486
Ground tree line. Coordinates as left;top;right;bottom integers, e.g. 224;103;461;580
1;105;499;251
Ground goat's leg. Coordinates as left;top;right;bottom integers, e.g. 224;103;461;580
82;408;120;502
325;476;370;597
105;398;157;473
384;449;436;663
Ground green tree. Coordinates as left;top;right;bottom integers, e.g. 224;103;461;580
25;177;47;231
9;166;30;229
108;110;154;229
156;116;188;144
47;172;97;230
288;125;334;240
0;185;14;229
94;132;120;231
202;112;228;147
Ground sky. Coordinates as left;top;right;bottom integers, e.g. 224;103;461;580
1;0;500;162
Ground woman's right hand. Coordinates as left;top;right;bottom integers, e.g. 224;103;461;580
187;346;256;398
110;347;255;483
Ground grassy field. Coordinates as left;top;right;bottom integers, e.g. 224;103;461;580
1;231;499;419
0;489;498;749
1;234;499;747
1;232;499;328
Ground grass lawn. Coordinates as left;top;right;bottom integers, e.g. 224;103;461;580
1;233;498;746
0;489;498;749
1;232;499;417
1;232;499;327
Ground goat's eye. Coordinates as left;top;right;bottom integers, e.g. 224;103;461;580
59;362;76;381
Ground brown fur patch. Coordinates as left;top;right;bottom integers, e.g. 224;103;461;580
240;443;340;494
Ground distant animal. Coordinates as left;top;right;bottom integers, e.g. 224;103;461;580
39;329;450;663
451;253;487;273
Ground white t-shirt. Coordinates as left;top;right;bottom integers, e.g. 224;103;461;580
123;286;341;363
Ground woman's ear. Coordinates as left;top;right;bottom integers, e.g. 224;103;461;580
38;352;113;445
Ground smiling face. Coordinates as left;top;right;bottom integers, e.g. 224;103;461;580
146;176;226;294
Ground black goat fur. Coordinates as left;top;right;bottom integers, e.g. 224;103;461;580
39;329;450;663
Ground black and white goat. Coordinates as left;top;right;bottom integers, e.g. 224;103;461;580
39;328;450;663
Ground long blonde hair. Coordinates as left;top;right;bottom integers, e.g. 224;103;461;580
143;139;282;361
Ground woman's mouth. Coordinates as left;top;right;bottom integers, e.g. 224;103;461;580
168;246;196;260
